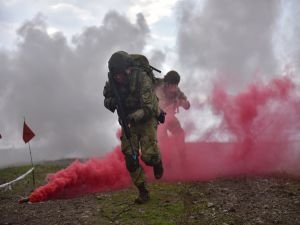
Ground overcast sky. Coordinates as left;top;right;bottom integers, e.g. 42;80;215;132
1;0;300;167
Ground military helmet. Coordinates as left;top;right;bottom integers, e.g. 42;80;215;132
108;51;133;74
164;70;180;84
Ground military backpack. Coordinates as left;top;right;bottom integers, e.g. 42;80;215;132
130;54;161;83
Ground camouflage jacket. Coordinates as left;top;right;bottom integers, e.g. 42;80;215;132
103;68;160;120
154;78;189;114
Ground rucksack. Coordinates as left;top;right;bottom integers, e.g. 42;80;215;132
130;54;161;83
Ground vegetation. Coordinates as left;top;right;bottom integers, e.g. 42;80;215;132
1;161;300;225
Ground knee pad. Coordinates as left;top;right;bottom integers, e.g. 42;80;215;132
142;154;159;166
125;154;140;172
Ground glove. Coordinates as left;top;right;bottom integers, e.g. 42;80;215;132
157;109;166;124
180;100;190;110
128;109;145;123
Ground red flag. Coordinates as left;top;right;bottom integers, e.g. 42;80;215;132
23;121;35;143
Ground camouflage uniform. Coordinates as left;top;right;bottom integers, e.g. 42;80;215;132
103;51;163;203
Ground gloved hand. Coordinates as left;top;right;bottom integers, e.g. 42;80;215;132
157;109;166;124
179;100;190;110
128;109;145;123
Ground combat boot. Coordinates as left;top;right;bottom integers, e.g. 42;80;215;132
135;183;149;204
153;160;164;179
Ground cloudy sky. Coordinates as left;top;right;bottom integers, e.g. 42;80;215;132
1;0;300;167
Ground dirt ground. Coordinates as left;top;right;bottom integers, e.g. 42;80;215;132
179;176;300;225
1;176;300;225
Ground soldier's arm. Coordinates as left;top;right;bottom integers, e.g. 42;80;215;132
177;88;190;110
103;81;116;112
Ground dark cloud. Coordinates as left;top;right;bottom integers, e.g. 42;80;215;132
0;11;149;167
176;0;281;91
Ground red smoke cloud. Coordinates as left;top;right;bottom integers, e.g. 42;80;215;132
29;76;300;203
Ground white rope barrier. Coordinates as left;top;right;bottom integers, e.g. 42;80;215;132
0;167;34;191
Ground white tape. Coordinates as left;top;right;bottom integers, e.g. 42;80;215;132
0;167;34;190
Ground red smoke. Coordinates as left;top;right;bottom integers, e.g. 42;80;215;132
29;76;300;203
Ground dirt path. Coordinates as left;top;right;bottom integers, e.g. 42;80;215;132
1;176;300;225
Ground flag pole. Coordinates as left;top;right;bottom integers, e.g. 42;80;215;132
28;142;36;187
24;117;36;188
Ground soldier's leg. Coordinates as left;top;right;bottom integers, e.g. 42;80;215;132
121;126;145;187
168;116;187;164
168;116;185;144
121;126;149;204
139;118;164;179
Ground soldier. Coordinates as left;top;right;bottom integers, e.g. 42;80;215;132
155;70;190;148
103;51;164;204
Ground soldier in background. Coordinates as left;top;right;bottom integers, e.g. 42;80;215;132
103;51;164;204
155;70;190;150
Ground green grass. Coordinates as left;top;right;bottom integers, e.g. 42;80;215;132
0;162;66;197
2;162;299;225
0;162;187;224
97;182;185;224
0;163;255;225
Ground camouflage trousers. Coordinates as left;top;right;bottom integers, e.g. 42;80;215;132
121;117;161;187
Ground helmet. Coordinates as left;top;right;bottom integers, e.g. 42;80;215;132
108;51;133;74
164;70;180;84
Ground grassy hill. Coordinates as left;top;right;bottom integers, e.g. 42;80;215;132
1;161;300;225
